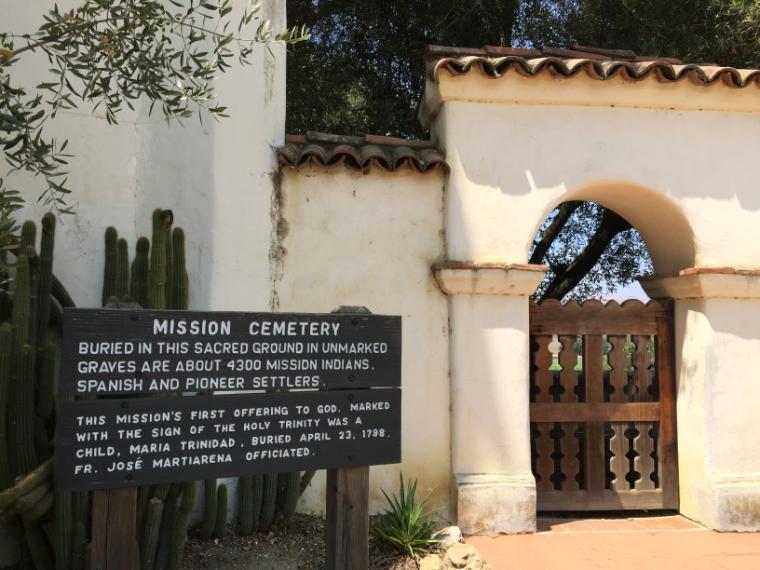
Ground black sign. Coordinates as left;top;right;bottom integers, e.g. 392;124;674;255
60;309;401;395
56;389;401;491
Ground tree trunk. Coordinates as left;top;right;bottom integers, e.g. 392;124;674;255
542;210;632;300
529;201;582;265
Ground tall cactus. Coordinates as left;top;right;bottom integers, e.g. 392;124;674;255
116;238;130;299
170;228;187;310
102;226;119;305
237;476;254;536
130;237;150;308
148;209;168;310
20;220;36;249
12;345;38;477
35;213;55;349
213;484;228;539
168;481;195;570
141;497;164;570
251;474;264;532
259;473;278;532
0;323;12;489
199;479;217;540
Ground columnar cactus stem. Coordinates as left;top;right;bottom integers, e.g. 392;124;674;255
213;484;228;538
13;345;38;477
259;473;278;532
102;226;118;306
116;237;130;299
168;481;196;570
35;213;55;348
0;323;12;489
199;479;216;540
141;498;164;570
148;209;168;310
171;228;188;310
130;237;150;308
238;476;253;536
20;220;36;249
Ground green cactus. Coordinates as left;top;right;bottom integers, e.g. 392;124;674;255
12;251;30;360
55;491;73;570
137;484;154;529
156;482;183;570
259;473;278;532
168;481;195;570
12;345;38;477
0;323;12;489
148;209;168;310
117;237;130;299
214;483;228;538
279;471;301;516
35;213;55;350
102;226;119;305
238;476;254;536
130;237;150;308
170;228;188;310
199;479;217;540
20;220;36;249
165;218;174;311
251;474;264;532
141;497;164;570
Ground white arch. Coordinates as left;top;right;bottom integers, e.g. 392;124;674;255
528;180;696;274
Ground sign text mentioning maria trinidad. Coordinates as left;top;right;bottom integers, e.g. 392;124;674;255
57;390;400;491
61;309;401;395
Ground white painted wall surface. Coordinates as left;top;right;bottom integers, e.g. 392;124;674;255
432;75;760;272
427;69;760;531
276;167;452;516
6;0;286;312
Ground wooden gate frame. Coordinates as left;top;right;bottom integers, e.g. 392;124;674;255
529;299;678;511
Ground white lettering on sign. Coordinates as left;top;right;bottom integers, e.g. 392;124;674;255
153;319;231;336
248;321;340;337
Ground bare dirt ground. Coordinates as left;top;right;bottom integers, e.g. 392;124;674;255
183;514;418;570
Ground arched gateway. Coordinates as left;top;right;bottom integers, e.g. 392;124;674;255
277;45;760;536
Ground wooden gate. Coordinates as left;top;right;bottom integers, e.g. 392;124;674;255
529;299;678;511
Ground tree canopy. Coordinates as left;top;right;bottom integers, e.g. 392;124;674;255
286;1;758;301
0;0;308;254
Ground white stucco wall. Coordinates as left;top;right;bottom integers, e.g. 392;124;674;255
276;166;451;516
6;0;286;312
426;68;760;531
430;74;760;273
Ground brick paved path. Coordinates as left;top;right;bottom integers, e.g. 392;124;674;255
467;516;760;569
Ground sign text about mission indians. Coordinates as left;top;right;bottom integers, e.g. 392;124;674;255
56;390;401;491
61;309;401;395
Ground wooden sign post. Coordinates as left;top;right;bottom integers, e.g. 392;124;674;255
327;306;372;570
56;306;401;570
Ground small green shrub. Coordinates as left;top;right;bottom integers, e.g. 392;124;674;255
372;475;440;558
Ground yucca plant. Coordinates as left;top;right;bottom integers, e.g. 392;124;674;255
371;475;440;558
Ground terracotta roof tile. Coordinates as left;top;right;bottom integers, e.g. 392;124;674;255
426;45;760;89
277;132;448;174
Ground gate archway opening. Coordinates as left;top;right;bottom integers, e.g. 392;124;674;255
526;184;693;513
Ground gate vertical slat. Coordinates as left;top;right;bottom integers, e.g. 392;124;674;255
608;336;630;491
632;335;656;491
656;316;679;508
559;423;581;491
535;423;556;491
583;335;606;495
533;336;554;404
